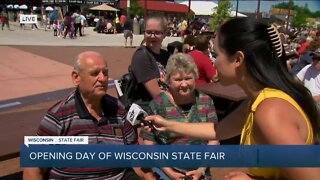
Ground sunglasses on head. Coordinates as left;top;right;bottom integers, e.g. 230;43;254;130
144;30;163;36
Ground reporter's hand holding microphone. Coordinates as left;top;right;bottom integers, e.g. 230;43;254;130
126;103;171;145
143;115;174;132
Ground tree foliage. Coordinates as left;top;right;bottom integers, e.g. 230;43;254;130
272;0;320;28
210;0;232;30
291;7;308;28
128;0;144;17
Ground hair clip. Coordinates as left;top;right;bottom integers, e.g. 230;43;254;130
267;24;283;58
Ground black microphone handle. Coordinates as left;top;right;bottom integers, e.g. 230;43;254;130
137;115;170;145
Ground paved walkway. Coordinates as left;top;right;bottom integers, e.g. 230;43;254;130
0;21;182;101
0;46;73;101
0;22;182;47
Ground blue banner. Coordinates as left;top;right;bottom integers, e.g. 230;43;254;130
20;145;320;167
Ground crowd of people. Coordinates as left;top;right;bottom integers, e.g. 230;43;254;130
19;12;320;180
280;25;320;109
0;7;94;39
41;10;87;39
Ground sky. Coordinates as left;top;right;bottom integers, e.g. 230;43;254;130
212;0;320;13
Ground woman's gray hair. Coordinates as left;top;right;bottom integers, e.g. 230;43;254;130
165;53;198;83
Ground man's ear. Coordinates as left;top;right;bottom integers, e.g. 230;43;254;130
72;71;80;87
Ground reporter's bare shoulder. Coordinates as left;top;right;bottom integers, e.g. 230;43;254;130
253;97;306;144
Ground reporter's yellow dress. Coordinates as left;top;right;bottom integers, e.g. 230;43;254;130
240;88;314;179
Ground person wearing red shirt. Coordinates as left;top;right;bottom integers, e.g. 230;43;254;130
297;36;309;55
119;14;127;33
188;35;218;86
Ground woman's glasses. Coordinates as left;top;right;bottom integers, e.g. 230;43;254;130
144;30;163;36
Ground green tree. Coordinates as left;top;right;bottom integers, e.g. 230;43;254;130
128;0;144;17
272;0;298;10
291;8;308;28
312;11;320;18
272;0;313;28
210;0;232;30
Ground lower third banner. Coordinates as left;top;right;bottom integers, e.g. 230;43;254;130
20;145;320;167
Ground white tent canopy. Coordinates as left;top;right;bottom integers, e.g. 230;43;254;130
45;6;54;11
19;4;28;10
90;4;119;11
230;11;247;17
177;0;247;17
6;4;13;9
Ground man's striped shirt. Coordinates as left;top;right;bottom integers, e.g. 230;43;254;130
37;90;137;179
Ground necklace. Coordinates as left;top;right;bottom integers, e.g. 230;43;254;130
179;104;193;116
164;91;193;120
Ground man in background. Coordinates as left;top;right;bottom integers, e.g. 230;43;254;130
72;9;82;37
296;52;320;108
123;14;133;48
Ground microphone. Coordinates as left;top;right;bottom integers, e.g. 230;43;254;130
126;103;171;145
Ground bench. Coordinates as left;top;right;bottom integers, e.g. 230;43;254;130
0;102;55;177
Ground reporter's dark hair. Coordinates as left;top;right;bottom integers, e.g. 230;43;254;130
216;17;319;143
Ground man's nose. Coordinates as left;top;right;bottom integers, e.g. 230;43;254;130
98;72;107;81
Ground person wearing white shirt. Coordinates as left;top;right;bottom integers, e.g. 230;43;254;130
296;52;320;107
72;10;82;36
80;13;86;36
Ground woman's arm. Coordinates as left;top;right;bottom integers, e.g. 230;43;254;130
145;116;216;140
145;100;248;140
130;49;163;98
143;79;162;98
214;99;248;140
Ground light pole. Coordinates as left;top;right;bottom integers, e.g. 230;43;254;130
236;0;239;17
144;0;147;18
127;0;130;15
187;0;191;30
286;0;291;34
256;0;261;19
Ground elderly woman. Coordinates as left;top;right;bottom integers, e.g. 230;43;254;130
141;53;219;180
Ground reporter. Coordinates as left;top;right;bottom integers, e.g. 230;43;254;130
145;18;320;180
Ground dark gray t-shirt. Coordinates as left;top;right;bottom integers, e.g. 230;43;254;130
123;19;133;31
130;47;170;102
291;51;313;75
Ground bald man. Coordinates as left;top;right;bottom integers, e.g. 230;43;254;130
23;51;141;179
